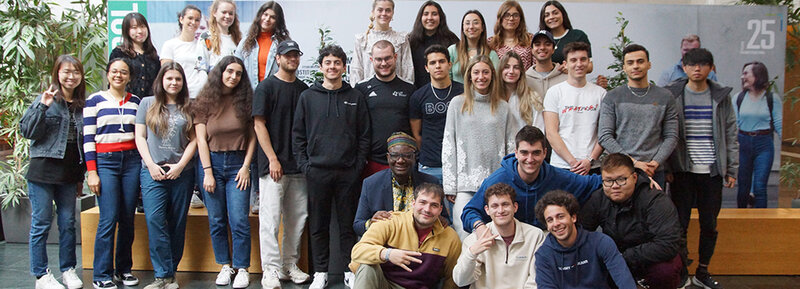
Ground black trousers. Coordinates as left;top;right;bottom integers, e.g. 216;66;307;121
670;172;722;268
306;166;360;272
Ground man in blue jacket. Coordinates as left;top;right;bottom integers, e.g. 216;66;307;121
354;132;440;236
461;125;603;234
534;190;636;289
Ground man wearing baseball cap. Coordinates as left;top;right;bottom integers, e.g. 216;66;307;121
252;39;311;288
525;30;568;109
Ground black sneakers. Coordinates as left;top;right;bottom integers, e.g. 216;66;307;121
692;270;722;289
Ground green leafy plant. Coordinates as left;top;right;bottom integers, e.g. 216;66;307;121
302;25;352;85
0;0;108;209
606;12;632;91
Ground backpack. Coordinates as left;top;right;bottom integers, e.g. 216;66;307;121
735;91;774;132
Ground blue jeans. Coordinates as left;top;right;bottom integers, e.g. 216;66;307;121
199;151;251;268
28;181;77;276
737;133;774;208
93;149;141;281
141;167;193;278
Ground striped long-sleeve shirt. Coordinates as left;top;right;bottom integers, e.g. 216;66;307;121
83;91;140;171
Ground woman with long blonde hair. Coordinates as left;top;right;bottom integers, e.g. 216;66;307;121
442;55;516;239
205;0;242;66
498;51;544;132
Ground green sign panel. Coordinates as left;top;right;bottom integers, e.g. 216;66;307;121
107;1;147;56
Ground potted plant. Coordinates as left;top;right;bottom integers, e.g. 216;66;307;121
0;0;107;242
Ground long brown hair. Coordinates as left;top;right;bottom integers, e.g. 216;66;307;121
51;55;86;110
118;13;158;60
497;52;540;124
456;10;493;78
408;1;458;49
462;55;502;114
207;0;242;55
193;56;252;125
489;0;531;49
241;1;289;55
147;62;193;139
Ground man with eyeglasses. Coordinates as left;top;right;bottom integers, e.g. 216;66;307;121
579;153;681;289
354;132;442;236
355;40;417;178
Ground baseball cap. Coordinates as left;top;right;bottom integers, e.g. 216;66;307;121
277;40;303;55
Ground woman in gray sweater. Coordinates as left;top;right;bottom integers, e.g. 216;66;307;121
443;55;517;239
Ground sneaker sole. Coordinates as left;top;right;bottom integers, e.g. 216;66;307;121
692;276;717;289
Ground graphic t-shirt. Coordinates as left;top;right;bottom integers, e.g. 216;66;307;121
356;76;416;165
543;81;606;169
252;75;308;176
409;81;465;167
135;96;192;171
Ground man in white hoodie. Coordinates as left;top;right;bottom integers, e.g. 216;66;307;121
453;183;546;288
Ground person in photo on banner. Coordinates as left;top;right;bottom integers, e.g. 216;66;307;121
84;58;142;289
134;62;197;289
20;55;87;289
489;0;534;71
448;10;500;84
160;5;210;99
733;61;782;208
350;0;414;85
205;0;242;68
543;42;605;176
355;40;416;178
109;12;160;100
353;132;442;236
598;44;678;188
292;44;370;289
235;1;290;89
442;55;516;240
192;56;256;289
252;40;312;288
499;51;544;133
664;48;738;289
452;183;546;289
408;0;459;89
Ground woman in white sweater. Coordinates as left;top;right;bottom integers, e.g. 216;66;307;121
443;55;516;240
349;0;413;85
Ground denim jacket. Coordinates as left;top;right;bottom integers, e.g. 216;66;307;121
235;35;279;89
19;94;84;162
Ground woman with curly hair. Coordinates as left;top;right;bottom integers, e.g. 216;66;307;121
235;1;290;89
193;55;257;288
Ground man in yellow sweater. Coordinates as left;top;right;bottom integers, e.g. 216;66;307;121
350;183;461;289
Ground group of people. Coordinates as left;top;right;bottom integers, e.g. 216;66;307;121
21;1;783;289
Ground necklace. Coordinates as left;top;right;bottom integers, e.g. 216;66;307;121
626;84;650;98
431;83;453;101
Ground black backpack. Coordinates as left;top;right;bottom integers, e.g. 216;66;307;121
735;91;775;132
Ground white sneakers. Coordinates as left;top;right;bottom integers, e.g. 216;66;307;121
61;268;83;289
344;271;355;288
216;265;236;286
278;264;310;284
309;272;328;289
35;269;65;289
143;277;178;289
261;269;282;289
189;192;204;208
232;268;249;289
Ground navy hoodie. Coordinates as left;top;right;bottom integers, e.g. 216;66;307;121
292;81;370;172
534;227;636;289
461;153;603;232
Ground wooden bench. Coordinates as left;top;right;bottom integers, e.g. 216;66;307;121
686;208;800;275
80;207;308;273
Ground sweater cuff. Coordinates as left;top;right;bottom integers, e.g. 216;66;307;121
86;160;97;172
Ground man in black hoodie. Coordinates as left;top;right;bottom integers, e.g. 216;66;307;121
292;44;371;289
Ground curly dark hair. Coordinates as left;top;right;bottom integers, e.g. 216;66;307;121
535;190;579;226
193;55;252;125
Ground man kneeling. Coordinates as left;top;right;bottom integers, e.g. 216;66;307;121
580;153;682;289
453;183;546;288
349;183;461;289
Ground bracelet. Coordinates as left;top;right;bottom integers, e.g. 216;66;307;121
473;221;485;231
383;248;392;262
203;166;211;170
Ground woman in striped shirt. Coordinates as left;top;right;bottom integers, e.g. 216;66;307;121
83;58;142;289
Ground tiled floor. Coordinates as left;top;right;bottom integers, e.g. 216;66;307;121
1;242;799;289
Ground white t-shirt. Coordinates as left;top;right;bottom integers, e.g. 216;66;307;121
209;34;237;68
161;38;209;99
543;81;606;169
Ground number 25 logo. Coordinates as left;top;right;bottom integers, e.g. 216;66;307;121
743;19;775;51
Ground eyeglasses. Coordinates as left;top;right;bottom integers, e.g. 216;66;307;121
59;70;81;77
503;13;521;20
388;152;415;160
602;173;634;187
